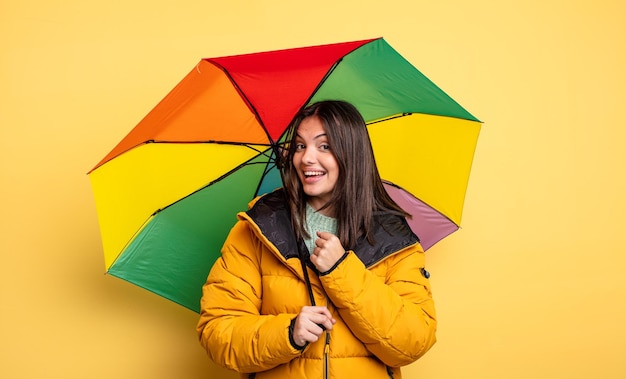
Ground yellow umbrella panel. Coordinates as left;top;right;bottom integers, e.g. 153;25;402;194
90;142;272;270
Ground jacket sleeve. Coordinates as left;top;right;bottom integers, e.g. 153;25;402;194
196;220;302;373
319;244;437;367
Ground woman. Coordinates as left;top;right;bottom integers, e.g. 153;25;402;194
197;100;437;378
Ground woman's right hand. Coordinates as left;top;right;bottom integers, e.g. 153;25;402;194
291;306;336;347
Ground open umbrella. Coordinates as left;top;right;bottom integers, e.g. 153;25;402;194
88;37;481;312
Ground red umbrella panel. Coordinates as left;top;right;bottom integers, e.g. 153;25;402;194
88;38;481;312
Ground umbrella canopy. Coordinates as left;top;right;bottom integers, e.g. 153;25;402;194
88;37;481;312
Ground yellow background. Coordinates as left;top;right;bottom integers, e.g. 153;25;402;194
2;0;625;378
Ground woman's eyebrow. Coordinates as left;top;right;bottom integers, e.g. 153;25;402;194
295;132;327;140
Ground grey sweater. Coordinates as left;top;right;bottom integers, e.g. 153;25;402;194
303;203;338;255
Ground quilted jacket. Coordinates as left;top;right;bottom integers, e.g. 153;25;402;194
197;189;437;378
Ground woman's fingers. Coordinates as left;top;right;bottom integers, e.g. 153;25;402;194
310;232;345;272
292;306;336;346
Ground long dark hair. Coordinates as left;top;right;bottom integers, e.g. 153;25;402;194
280;100;409;249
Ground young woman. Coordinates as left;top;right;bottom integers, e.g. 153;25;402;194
197;100;437;379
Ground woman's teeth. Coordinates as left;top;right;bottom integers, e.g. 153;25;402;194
304;171;324;177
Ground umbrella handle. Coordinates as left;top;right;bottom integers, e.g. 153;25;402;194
299;249;327;331
299;252;317;306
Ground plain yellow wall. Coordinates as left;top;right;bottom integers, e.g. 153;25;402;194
2;0;625;378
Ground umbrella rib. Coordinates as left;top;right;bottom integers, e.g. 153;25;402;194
272;59;344;146
253;159;282;198
151;147;275;215
147;140;272;147
148;140;286;192
366;113;414;125
204;60;274;145
108;213;155;272
299;38;375;111
275;38;385;144
146;139;276;163
382;180;459;226
306;58;342;105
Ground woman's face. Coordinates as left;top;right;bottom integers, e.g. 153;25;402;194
292;116;339;213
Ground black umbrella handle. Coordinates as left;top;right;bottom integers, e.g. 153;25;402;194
299;251;317;306
299;248;327;331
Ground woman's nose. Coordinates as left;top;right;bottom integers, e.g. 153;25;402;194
302;147;316;164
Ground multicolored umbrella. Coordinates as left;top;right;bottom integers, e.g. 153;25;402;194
88;37;481;312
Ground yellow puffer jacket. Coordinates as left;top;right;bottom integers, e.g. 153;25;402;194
197;190;437;379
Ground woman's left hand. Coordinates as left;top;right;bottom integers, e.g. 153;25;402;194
310;231;345;273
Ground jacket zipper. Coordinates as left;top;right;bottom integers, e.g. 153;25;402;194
299;246;334;379
323;331;330;379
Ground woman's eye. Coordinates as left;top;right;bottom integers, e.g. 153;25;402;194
295;143;305;151
320;144;330;151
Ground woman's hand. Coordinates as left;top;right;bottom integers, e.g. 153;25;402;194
310;231;346;273
292;306;336;347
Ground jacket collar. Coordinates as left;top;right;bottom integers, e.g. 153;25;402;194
245;189;419;268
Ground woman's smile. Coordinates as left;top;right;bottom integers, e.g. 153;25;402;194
303;170;327;182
